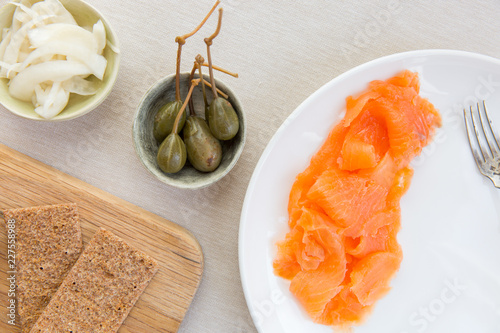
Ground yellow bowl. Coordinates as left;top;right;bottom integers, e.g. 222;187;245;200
0;0;120;121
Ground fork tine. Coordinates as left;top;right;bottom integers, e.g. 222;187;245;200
463;101;500;188
476;102;497;158
464;106;485;166
468;105;488;162
480;100;500;153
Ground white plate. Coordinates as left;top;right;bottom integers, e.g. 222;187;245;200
239;50;500;333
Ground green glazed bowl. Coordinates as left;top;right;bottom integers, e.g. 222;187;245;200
0;0;120;121
133;72;246;189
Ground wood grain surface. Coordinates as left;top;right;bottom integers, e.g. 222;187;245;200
0;143;204;333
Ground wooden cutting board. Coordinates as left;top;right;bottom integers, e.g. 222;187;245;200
0;143;204;332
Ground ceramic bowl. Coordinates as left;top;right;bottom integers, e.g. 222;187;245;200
0;0;120;121
133;72;246;189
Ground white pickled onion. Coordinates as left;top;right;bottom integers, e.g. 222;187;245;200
28;23;98;52
34;81;70;119
62;76;97;96
0;30;12;77
30;0;77;25
3;14;55;64
12;40;107;79
9;60;92;101
92;20;106;55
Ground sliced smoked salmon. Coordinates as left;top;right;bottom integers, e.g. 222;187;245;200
273;70;441;329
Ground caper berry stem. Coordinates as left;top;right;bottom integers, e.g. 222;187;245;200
200;63;238;78
188;62;198;116
189;60;198;81
173;0;220;102
196;56;209;109
205;46;217;98
204;7;223;46
204;7;223;99
177;0;220;42
174;44;183;101
188;59;229;100
172;79;201;134
201;79;228;99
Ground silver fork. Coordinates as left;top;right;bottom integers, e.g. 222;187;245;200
463;100;500;188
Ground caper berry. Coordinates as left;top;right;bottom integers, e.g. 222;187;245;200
184;116;222;172
157;133;187;173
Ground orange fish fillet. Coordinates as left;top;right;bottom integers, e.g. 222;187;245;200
273;70;441;328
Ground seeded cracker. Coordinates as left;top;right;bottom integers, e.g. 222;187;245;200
30;228;159;332
2;203;83;333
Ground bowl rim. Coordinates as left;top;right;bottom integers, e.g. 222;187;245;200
0;0;121;121
132;72;246;189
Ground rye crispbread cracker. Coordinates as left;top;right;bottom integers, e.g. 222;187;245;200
30;228;159;333
2;203;82;333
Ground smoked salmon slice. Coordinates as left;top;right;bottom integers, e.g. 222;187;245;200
273;70;441;328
